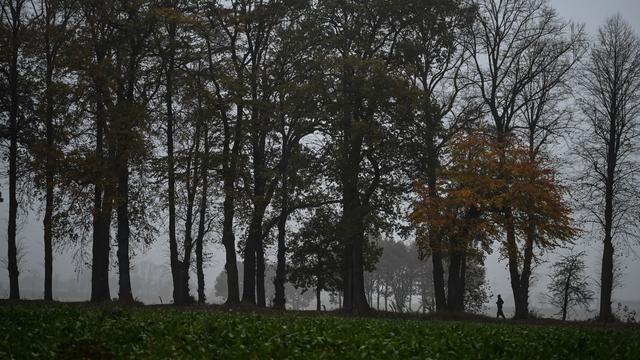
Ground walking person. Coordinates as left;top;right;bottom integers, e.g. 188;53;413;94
496;294;506;319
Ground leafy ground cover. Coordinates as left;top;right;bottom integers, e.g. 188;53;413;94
1;304;638;359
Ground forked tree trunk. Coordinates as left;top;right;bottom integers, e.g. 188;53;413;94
243;127;272;307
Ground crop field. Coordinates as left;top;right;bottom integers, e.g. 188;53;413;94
1;305;638;359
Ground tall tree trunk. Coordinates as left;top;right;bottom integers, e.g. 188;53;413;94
242;213;260;305
175;128;201;304
339;146;369;313
7;62;20;301
195;128;209;304
91;186;113;302
43;38;55;302
115;8;141;304
506;222;534;319
256;233;266;307
338;64;369;314
505;213;527;319
196;225;206;305
273;141;291;309
116;160;133;302
6;0;23;300
494;128;528;319
220;104;243;305
376;276;380;310
273;207;288;309
165;21;182;305
599;235;614;321
425;113;446;312
243;62;260;306
431;250;446;311
316;285;322;312
562;271;572;321
243;129;270;306
352;220;369;313
516;225;536;319
90;46;112;303
599;122;617;321
447;250;465;312
222;172;240;304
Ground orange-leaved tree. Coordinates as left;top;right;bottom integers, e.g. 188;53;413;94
412;130;577;313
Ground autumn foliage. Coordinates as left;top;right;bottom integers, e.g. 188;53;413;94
412;130;577;257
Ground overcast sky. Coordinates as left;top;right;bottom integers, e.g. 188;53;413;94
1;0;640;313
487;0;640;310
551;0;640;34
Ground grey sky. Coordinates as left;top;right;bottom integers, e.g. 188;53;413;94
551;0;640;34
486;0;640;312
1;0;640;315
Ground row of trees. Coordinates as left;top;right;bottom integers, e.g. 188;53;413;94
411;3;640;322
2;0;438;313
363;239;489;314
282;210;490;314
2;0;639;320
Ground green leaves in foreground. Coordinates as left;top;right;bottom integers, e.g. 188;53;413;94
0;306;638;359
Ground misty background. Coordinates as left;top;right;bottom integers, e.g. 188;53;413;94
1;0;640;318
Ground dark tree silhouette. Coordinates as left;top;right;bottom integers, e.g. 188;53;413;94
547;252;594;321
81;0;117;303
287;208;344;311
30;0;75;302
576;14;640;322
1;0;29;301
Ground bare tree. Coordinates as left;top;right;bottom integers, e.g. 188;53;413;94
465;0;584;319
576;14;640;321
547;251;594;321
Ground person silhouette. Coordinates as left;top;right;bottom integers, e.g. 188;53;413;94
496;294;506;319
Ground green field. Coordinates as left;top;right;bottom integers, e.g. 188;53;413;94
1;305;638;359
